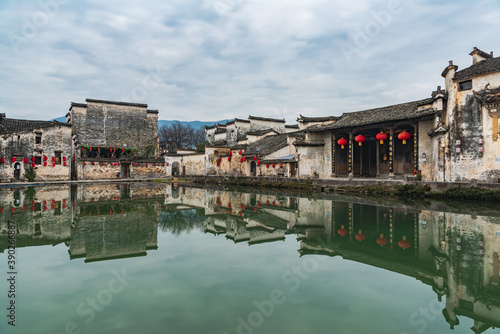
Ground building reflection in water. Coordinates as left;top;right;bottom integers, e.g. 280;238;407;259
0;183;498;332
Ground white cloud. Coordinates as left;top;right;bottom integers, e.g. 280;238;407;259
0;0;499;122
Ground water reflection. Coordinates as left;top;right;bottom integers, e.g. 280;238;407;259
0;183;499;333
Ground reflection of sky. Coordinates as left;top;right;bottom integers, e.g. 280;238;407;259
1;230;474;334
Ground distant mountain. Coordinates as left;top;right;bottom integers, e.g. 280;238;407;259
51;117;232;130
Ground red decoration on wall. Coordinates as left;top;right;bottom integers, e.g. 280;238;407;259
376;132;388;144
31;156;35;162
11;157;16;163
63;156;67;161
23;157;28;163
44;162;48;166
23;205;27;211
337;138;348;149
257;160;261;166
266;164;269;168
240;157;244;162
52;157;56;162
146;163;148;167
44;156;48;161
218;157;222;162
0;208;4;213
254;156;257;161
52;162;56;167
228;157;231;162
229;151;232;156
244;157;247;161
376;234;388;246
279;164;283;168
272;164;275;168
0;157;5;164
355;135;366;146
216;162;220;167
238;150;242;155
398;236;411;249
32;162;36;167
63;162;67;166
398;131;411;144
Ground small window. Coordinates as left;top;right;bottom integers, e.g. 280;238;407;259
459;80;472;91
34;156;42;165
35;135;42;144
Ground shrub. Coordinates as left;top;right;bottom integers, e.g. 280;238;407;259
24;166;37;182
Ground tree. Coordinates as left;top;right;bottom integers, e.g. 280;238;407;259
159;122;206;153
24;166;36;182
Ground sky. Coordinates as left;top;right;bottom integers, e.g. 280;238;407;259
1;0;499;123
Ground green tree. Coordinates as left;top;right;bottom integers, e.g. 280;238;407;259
24;166;37;182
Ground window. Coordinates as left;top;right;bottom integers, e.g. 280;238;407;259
55;151;62;165
35;135;42;144
459;80;472;91
34;156;42;165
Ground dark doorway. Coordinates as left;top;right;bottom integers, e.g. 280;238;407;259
182;166;186;175
172;162;180;176
14;162;21;180
121;163;130;179
250;161;257;176
361;139;377;177
290;163;296;177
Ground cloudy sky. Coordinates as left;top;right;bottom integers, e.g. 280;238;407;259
1;0;499;123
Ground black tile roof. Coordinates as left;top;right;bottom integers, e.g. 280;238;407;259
226;118;251;125
454;56;500;81
0;118;71;135
285;124;299;128
249;115;286;123
244;134;289;157
293;140;325;147
297;115;339;123
246;129;277;136
474;87;500;103
215;128;227;134
305;98;437;132
85;98;148;108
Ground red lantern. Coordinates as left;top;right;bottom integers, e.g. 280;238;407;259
0;208;3;213
398;236;411;249
43;156;48;161
52;157;56;162
216;162;220;167
31;156;35;162
398;131;411;144
11;157;16;163
266;164;269;168
101;163;104;166
44;162;47;166
11;207;15;213
92;162;95;165
228;157;231;162
229;151;232;156
355;135;366;146
240;157;244;162
238;211;242;216
63;162;67;166
23;205;27;211
23;157;28;163
0;157;4;164
137;163;140;166
238;150;242;155
218;157;222;162
253;207;257;212
337;138;348;149
376;132;388;144
279;164;283;168
146;163;148;167
63;157;67;161
122;149;125;152
83;162;86;166
338;225;348;236
52;162;56;167
376;234;388;246
355;230;366;242
244;157;247;161
32;162;35;168
162;163;165;166
257;160;261;166
228;203;231;208
253;156;257;161
43;201;47;206
257;203;261;208
272;164;275;168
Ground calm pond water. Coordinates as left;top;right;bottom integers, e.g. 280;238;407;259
0;183;499;334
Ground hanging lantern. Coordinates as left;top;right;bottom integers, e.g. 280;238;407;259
216;162;220;167
51;157;55;162
355;135;366;146
244;157;247;161
146;163;148;167
398;236;411;249
279;164;283;168
238;150;242;155
63;162;67;167
398;131;411;144
240;157;244;162
44;162;48;166
272;164;275;168
83;162;86;166
376;132;388;144
43;156;48;161
63;157;67;162
52;162;56;167
376;234;388;246
337;138;348;149
229;151;232;156
338;225;348;237
355;230;366;242
97;147;100;151
31;156;35;162
0;157;4;164
253;207;257;212
266;164;269;168
122;149;125;152
228;157;231;162
11;157;16;163
23;205;27;211
23;157;28;163
257;160;261;166
92;162;95;165
31;162;36;168
218;157;222;162
253;156;257;161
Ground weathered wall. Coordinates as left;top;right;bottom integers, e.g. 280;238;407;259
70;102;158;150
0;124;72;182
78;160;165;180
